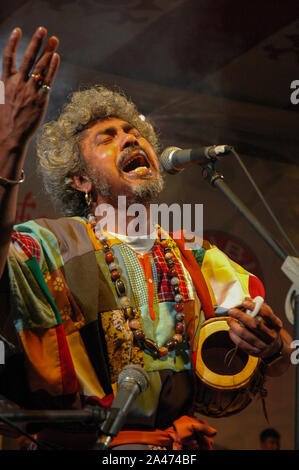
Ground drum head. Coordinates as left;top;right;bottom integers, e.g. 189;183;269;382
195;317;259;390
201;330;248;375
194;317;264;418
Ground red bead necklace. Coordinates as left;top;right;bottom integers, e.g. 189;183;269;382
95;227;186;359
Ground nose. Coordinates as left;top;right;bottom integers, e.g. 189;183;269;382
119;131;139;151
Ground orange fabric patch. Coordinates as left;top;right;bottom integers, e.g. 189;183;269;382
20;328;63;396
83;222;123;251
44;268;85;334
110;415;215;450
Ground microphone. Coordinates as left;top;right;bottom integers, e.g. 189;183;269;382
95;364;149;450
160;145;232;174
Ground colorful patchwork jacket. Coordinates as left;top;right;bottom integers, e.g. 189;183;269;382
0;216;265;440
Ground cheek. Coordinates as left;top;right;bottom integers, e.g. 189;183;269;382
88;146;117;171
101;148;115;159
140;139;158;163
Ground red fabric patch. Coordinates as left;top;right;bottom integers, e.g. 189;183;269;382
170;231;215;320
83;394;114;409
248;275;265;299
12;230;41;263
152;241;189;303
56;324;78;395
192;351;197;369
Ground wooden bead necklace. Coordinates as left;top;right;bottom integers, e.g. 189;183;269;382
96;228;185;359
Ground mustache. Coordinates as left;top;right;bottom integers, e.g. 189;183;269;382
117;145;152;173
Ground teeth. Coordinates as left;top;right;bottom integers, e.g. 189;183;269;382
133;166;148;175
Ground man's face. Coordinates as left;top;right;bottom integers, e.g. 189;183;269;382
77;117;164;205
261;437;280;450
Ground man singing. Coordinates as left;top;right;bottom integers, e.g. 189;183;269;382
0;27;292;450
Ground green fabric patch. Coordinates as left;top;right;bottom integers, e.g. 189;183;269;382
140;302;191;373
117;244;148;307
14;220;64;274
192;247;206;268
26;257;62;325
131;371;162;418
7;256;59;331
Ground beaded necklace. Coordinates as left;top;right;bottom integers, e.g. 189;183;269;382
94;225;186;359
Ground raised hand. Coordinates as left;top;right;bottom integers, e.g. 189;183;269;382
0;28;60;280
0;27;60;147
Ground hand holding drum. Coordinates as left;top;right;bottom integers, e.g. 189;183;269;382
226;296;283;360
194;295;291;418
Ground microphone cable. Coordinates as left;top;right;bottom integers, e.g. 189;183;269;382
230;147;299;258
0;413;55;450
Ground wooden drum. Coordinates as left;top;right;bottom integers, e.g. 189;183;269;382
194;316;265;418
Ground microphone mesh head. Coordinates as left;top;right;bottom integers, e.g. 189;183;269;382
118;365;149;393
159;146;181;174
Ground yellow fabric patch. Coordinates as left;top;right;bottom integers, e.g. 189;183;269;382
66;330;105;398
201;246;250;308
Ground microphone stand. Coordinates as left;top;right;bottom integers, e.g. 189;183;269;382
200;156;299;450
0;406;106;425
0;397;107;450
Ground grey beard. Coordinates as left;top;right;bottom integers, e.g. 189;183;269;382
86;167;165;205
127;173;164;204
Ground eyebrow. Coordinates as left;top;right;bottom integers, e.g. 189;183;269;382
94;123;135;141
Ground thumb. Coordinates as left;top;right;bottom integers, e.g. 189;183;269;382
194;419;217;437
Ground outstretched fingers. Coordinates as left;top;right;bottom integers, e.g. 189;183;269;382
18;26;47;78
0;26;60;145
29;35;59;90
37;52;60;98
1;27;22;80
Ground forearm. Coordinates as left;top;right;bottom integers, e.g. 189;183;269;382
0;140;28;278
263;328;293;377
0;26;59;279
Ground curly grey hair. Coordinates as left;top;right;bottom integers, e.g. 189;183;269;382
37;85;160;217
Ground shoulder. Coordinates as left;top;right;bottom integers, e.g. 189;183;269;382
12;216;94;265
168;228;214;266
13;216;88;242
10;217;83;264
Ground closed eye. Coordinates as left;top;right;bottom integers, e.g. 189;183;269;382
102;137;113;144
96;135;113;145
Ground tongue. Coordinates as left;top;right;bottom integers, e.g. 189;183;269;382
130;166;149;176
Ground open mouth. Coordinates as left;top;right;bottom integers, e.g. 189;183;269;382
121;151;151;176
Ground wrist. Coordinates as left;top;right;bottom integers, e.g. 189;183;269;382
262;335;284;366
0;138;28;179
0;169;25;187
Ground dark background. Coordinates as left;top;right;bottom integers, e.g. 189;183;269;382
0;0;298;450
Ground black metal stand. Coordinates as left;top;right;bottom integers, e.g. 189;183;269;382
0;396;107;450
0;406;106;425
294;295;299;449
201;162;288;262
201;158;299;449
